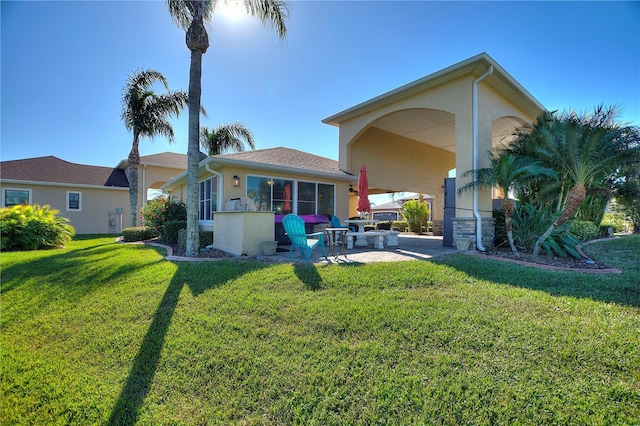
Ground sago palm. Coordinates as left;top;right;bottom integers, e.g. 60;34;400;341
167;0;288;256
530;106;639;256
200;122;255;156
458;151;556;254
121;69;188;226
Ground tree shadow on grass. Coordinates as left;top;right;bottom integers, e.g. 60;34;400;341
107;259;273;425
434;250;640;308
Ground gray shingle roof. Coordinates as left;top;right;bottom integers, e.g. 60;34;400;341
214;147;351;176
0;156;129;187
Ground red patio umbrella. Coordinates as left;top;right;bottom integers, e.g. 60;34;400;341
357;164;370;214
282;183;291;213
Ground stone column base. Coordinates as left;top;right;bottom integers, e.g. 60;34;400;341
452;217;495;250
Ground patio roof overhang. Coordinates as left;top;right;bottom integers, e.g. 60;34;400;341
323;52;545;129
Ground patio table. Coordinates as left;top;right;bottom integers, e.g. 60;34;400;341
324;227;350;258
344;219;376;246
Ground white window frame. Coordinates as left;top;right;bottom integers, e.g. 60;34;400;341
246;174;335;217
198;176;219;221
66;191;82;212
2;188;32;207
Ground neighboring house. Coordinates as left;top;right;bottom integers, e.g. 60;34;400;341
0;153;193;234
370;200;404;222
162;147;356;233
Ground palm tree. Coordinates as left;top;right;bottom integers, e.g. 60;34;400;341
200;122;255;156
458;151;556;254
121;69;188;227
167;0;289;256
527;106;639;256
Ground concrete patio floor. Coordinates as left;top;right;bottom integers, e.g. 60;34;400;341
257;234;461;264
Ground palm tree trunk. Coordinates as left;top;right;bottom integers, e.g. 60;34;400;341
502;198;518;254
185;1;209;257
533;183;586;256
185;48;203;257
128;134;140;227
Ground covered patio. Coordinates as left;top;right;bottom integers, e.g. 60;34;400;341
323;53;545;249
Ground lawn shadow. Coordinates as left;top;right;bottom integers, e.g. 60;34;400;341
0;243;156;306
434;251;640;308
107;258;273;424
293;263;324;290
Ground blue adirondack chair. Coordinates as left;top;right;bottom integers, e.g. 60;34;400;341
282;214;326;260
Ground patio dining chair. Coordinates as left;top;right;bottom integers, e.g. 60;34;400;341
282;214;326;261
376;220;394;230
331;215;356;232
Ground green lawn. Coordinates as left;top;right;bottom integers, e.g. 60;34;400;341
1;235;638;425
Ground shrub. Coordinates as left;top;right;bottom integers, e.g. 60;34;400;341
602;212;631;233
569;220;598;242
392;220;408;232
401;200;430;233
162;220;187;244
140;196;187;238
0;204;75;250
511;203;581;258
177;229;212;252
122;227;156;242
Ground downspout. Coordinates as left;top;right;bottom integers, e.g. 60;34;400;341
142;164;147;205
472;65;493;251
205;163;224;212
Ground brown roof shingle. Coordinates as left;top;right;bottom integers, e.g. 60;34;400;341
0;156;129;187
137;152;206;169
214;147;351;176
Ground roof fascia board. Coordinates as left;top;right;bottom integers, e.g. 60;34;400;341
0;179;129;190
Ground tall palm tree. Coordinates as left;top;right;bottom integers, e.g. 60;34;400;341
121;69;188;227
458;151;556;254
200;122;255;156
167;0;289;256
528;106;639;256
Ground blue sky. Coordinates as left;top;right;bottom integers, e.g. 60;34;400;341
2;1;639;169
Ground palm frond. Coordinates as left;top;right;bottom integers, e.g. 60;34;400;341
243;0;288;39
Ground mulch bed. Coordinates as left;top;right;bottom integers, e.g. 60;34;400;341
477;243;614;271
167;242;234;259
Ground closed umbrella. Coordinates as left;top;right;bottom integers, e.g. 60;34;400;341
357;164;370;214
283;183;291;213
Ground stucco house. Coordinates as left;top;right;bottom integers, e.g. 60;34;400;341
161;147;356;235
3;53;547;249
0;153;193;234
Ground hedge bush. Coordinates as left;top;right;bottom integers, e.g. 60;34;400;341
0;204;75;250
162;220;187;244
122;227;156;242
569;220;598;242
391;220;408;232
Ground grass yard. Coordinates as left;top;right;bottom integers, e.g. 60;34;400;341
1;234;639;425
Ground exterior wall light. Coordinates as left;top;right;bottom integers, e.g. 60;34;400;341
233;175;240;187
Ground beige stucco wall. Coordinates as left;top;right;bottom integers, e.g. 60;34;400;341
1;182;129;234
337;74;541;221
348;127;455;220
